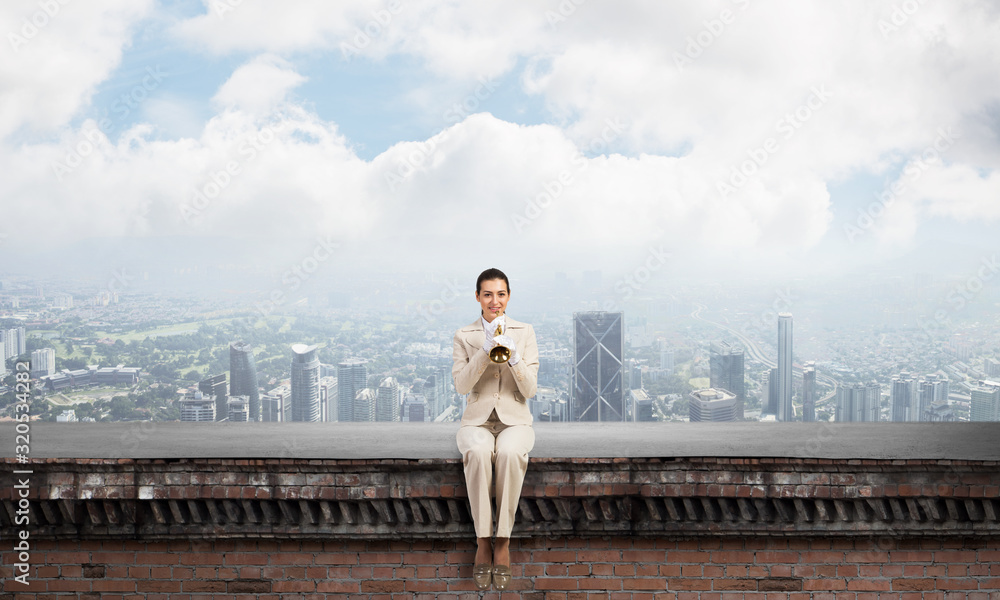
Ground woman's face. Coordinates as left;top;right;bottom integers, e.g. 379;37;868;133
476;278;509;322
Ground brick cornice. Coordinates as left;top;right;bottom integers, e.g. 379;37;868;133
3;456;998;541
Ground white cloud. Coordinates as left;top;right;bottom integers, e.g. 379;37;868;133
211;54;306;114
0;0;154;139
3;0;1000;277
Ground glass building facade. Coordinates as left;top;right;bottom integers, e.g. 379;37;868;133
290;343;320;422
572;311;624;422
230;341;261;421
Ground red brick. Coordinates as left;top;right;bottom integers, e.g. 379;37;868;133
892;578;936;591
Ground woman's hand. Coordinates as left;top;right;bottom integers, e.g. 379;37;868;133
481;327;496;355
492;334;520;365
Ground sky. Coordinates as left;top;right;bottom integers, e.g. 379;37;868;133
1;0;999;287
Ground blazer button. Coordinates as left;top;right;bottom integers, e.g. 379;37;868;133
494;393;499;398
494;373;500;378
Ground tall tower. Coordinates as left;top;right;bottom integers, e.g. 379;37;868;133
890;373;917;422
376;377;400;421
776;313;793;421
30;348;56;379
970;382;1000;422
571;311;624;422
709;341;745;419
763;367;778;415
354;388;376;422
230;342;261;421
801;362;816;422
290;344;320;422
199;373;228;422
337;359;368;422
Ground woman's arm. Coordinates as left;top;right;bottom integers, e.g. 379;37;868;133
508;324;539;399
452;331;490;395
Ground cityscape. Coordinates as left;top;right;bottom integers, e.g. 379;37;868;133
2;262;997;427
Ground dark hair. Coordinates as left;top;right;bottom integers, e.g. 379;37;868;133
476;268;510;295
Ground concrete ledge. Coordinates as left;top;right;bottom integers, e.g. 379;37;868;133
3;422;1000;460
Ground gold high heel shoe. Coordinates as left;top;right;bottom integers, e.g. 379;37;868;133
472;563;492;591
492;564;512;590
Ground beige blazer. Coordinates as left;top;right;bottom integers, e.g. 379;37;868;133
452;315;539;426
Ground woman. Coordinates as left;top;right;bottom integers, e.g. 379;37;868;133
452;268;539;591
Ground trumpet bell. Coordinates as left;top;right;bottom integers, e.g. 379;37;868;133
489;344;511;363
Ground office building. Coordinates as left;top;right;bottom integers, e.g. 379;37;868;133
30;348;56;379
180;390;216;422
530;386;568;422
689;388;739;422
227;395;249;422
422;376;439;420
290;344;320;422
630;388;655;422
1;327;26;360
377;377;400;422
572;311;624;421
970;382;1000;422
762;368;778;416
230;342;260;421
777;313;793;421
199;374;228;423
262;384;290;422
801;362;816;422
890;373;918;422
628;359;643;390
319;376;337;422
835;382;879;422
918;374;949;422
337;359;368;422
660;344;674;374
354;387;376;422
710;341;745;419
402;393;428;422
986;358;1000;379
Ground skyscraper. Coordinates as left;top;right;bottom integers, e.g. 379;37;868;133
890;373;917;422
689;388;739;422
229;342;260;421
776;313;793;421
199;373;228;422
659;343;674;373
354;388;376;422
628;359;643;390
30;348;55;379
423;375;439;419
376;377;400;421
762;368;778;416
179;390;216;422
290;344;320;422
836;382;880;422
337;359;368;422
801;362;816;422
402;393;428;422
918;374;950;422
970;382;1000;422
709;342;745;419
227;396;249;422
572;311;624;422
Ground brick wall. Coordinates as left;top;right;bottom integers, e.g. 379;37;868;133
3;426;1000;599
3;535;1000;598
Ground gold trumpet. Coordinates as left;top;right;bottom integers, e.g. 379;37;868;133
489;321;511;363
